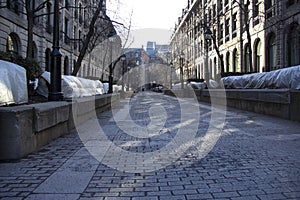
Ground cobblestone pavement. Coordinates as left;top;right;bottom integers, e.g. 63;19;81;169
0;92;300;200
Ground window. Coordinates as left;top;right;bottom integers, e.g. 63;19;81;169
6;33;20;55
219;0;223;14
224;0;229;12
74;26;77;50
64;57;69;75
31;42;38;59
46;2;52;34
79;3;83;24
253;0;260;26
233;48;239;72
7;0;20;14
78;30;81;51
265;0;275;19
266;33;277;71
225;18;230;42
232;13;237;38
226;52;230;72
45;48;51;72
64;17;69;44
219;23;224;45
287;23;300;66
244;44;250;72
254;39;262;72
287;0;296;7
65;0;69;10
74;0;78;18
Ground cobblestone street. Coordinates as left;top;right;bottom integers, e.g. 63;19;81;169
0;92;300;200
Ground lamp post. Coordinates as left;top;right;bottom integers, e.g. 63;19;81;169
108;30;116;94
127;66;130;91
179;52;185;89
169;62;174;89
121;55;126;92
48;0;63;101
204;28;212;88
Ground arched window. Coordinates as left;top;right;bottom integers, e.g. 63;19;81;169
267;32;276;71
45;48;51;72
287;23;300;67
64;56;70;75
244;44;250;72
226;52;230;72
6;33;20;55
220;54;224;73
232;48;239;72
254;39;262;72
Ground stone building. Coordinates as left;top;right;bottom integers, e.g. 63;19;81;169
170;0;300;81
0;0;120;80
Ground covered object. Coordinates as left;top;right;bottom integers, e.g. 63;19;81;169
37;72;104;99
222;66;300;89
0;60;28;106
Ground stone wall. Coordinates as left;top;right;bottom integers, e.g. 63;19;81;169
164;89;300;122
0;94;119;160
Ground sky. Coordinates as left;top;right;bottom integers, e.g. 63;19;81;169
108;0;187;30
107;0;187;47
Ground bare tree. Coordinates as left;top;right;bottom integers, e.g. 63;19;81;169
71;0;105;76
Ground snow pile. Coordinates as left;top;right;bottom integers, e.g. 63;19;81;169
0;60;28;106
222;66;300;89
37;72;104;99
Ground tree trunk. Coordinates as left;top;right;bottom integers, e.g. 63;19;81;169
212;37;224;74
244;0;253;72
72;0;104;76
25;0;34;60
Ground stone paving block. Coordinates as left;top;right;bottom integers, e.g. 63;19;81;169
34;171;94;194
132;197;158;200
257;193;287;200
212;191;240;198
26;194;80;200
231;196;260;200
186;193;213;199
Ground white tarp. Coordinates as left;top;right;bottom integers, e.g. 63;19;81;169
0;60;28;106
37;72;104;99
221;66;300;89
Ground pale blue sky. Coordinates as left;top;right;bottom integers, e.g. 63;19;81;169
108;0;187;30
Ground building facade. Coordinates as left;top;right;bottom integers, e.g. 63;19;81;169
0;0;120;80
170;0;300;81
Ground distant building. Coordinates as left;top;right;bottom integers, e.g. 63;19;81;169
146;41;157;58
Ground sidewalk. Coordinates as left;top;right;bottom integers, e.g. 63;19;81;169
0;92;299;200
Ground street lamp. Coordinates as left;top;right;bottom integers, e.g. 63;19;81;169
108;30;116;94
204;28;212;88
169;62;174;89
121;55;126;91
180;52;185;89
127;66;130;91
48;0;63;101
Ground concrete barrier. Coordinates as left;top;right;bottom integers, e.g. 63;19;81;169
0;94;119;160
164;89;300;122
